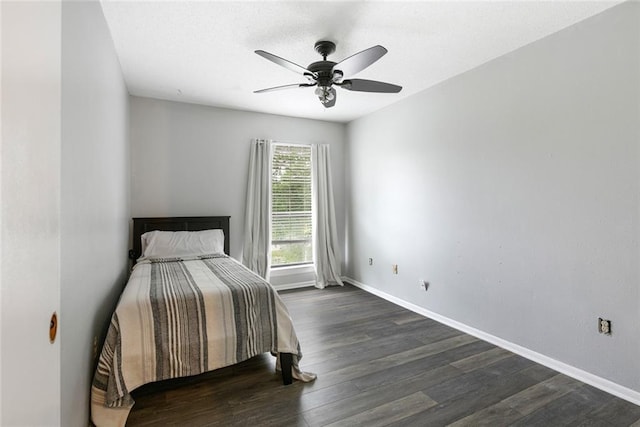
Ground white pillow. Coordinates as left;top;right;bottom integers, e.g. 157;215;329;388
140;229;225;259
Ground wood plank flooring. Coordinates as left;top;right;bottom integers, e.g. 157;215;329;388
126;284;640;426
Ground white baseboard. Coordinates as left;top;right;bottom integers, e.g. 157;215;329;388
273;281;315;291
343;276;640;407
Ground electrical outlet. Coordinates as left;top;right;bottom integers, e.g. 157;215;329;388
419;280;429;291
598;318;612;335
368;258;373;266
392;264;398;274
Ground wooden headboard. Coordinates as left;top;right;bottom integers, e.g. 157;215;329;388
130;216;231;260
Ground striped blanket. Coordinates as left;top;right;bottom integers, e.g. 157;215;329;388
91;254;305;427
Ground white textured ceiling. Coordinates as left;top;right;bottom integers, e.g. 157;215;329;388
100;1;622;123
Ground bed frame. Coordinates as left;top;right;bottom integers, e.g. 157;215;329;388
128;216;293;385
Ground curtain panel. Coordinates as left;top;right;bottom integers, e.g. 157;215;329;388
242;139;272;279
312;144;344;289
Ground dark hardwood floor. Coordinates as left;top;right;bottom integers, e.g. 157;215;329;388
127;284;640;426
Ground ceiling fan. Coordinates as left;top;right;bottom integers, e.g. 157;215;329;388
254;41;402;108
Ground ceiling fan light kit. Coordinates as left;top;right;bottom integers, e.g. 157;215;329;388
254;40;402;108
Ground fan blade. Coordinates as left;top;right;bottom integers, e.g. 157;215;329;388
255;50;317;78
254;83;315;94
341;79;402;93
321;88;337;108
332;45;387;77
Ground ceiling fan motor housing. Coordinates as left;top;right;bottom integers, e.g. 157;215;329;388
308;61;337;87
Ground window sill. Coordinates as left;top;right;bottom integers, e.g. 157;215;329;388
269;263;315;287
271;264;314;277
271;263;313;273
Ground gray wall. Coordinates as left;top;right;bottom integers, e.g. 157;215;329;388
61;2;130;426
130;96;346;268
346;2;640;392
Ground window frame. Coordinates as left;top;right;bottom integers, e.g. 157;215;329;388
270;142;314;268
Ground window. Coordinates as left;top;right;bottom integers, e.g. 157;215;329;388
271;144;312;267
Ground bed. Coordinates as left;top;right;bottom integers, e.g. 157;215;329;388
91;216;313;427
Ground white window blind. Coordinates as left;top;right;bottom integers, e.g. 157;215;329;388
271;144;312;266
